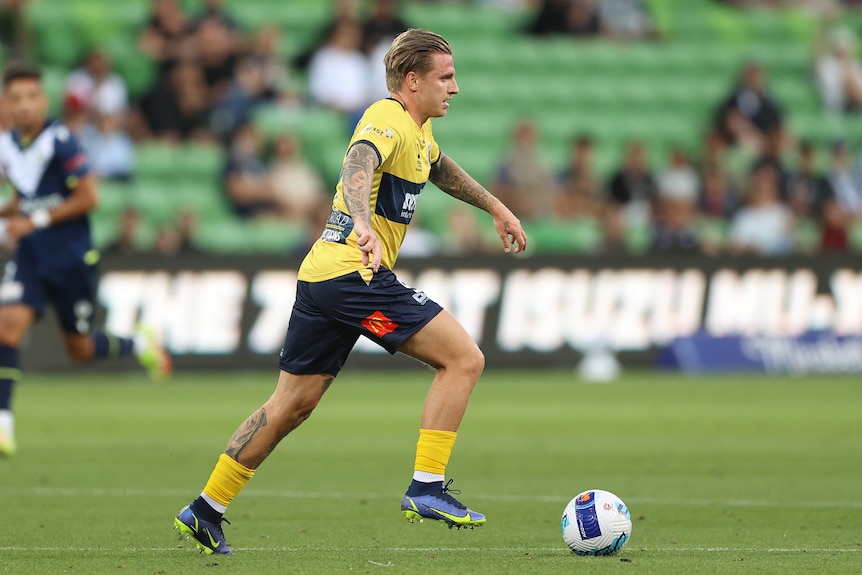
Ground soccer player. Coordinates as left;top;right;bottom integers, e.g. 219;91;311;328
174;28;528;555
0;63;171;456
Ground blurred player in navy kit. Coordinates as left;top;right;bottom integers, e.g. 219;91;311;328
0;63;171;456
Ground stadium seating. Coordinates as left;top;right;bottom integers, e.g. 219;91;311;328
16;0;858;254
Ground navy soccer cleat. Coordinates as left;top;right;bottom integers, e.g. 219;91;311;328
401;479;486;529
174;505;233;555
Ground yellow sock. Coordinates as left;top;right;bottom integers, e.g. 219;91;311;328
202;453;256;507
413;429;457;480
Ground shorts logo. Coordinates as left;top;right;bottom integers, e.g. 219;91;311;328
361;311;399;338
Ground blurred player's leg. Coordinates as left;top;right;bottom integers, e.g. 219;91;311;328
131;325;172;380
48;270;171;379
61;329;171;380
397;311;487;528
174;371;333;554
0;304;35;456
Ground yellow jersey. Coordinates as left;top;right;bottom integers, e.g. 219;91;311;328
298;98;441;283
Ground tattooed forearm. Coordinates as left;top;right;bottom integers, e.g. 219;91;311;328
341;143;380;230
225;407;267;459
430;154;500;213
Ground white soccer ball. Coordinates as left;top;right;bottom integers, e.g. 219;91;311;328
561;489;632;556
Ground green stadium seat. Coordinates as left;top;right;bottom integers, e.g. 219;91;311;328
40;67;66;116
849;222;862;253
195;219;306;254
529;218;604;254
104;35;156;99
792;217;821;254
624;221;653;254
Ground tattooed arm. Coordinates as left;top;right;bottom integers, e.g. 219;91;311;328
429;153;528;253
341;142;383;271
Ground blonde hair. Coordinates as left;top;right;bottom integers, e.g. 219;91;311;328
383;28;452;92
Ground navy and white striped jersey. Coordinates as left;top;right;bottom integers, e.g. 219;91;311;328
0;119;93;266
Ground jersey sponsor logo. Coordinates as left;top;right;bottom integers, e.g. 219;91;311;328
375;173;424;224
361;311;399;337
401;192;418;219
64;153;87;173
320;209;354;244
358;124;394;139
19;192;64;214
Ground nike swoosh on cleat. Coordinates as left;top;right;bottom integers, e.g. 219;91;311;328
203;527;220;549
427;507;472;524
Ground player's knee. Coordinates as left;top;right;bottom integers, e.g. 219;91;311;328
0;331;20;348
64;340;93;363
452;345;484;381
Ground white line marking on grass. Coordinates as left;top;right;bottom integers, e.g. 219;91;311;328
0;546;860;554
6;486;862;510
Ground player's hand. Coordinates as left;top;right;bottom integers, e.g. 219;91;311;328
492;205;527;254
5;215;36;241
356;228;382;272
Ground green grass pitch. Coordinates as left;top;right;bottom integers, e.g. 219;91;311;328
1;369;860;574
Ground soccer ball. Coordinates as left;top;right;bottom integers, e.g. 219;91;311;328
561;489;632;556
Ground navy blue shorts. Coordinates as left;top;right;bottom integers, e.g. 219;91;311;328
279;268;443;376
0;241;98;334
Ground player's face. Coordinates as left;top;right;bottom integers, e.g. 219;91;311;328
416;53;458;120
5;78;47;133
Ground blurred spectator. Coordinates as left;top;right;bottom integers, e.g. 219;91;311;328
714;62;784;152
827;139;862;218
0;0;30;59
362;0;411;102
222;123;280;219
787;140;847;251
815;27;862;114
751;124;790;200
556;134;604;218
210;56;269;143
605;140;657;246
174;209;201;254
197;18;241;106
651;147;701;252
138;0;195;78
102;208;143;256
527;0;602;37
787;140;832;219
65;50;129;120
729;164;793;255
308;19;370;116
151;209;201;255
153;226;182;255
193;0;239;31
443;207;487;254
79;113;136;182
657;147;700;202
698;130;740;218
700;165;738;219
368;34;394;102
293;0;360;72
269;133;327;221
491;119;557;221
399;214;441;258
140;59;211;141
361;0;410;54
249;26;297;105
598;0;657;40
